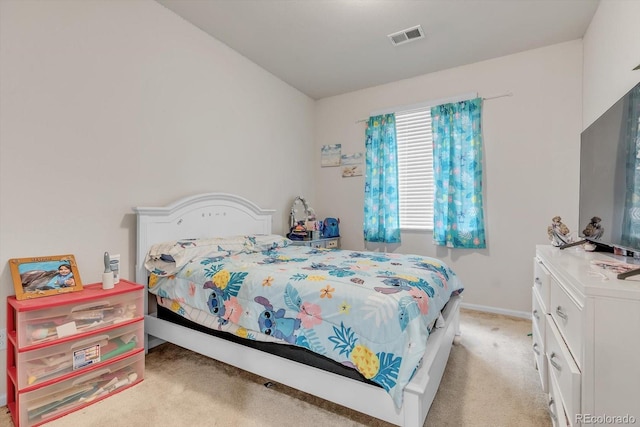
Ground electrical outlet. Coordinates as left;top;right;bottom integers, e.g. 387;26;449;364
0;328;6;351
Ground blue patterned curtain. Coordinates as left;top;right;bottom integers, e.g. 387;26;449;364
364;114;401;243
431;98;486;248
622;85;640;247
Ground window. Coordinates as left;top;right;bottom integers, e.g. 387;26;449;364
396;107;433;230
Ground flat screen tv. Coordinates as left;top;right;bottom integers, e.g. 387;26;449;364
577;80;640;277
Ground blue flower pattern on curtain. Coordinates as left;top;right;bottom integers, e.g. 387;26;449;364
431;98;486;248
622;85;640;247
364;114;401;243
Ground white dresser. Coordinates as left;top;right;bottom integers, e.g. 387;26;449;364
534;245;640;427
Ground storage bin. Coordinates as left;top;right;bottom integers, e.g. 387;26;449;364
18;350;144;427
16;322;143;389
17;290;143;349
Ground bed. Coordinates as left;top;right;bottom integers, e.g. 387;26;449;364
134;192;463;427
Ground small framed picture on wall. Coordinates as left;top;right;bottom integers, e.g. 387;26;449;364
341;152;363;177
321;144;342;167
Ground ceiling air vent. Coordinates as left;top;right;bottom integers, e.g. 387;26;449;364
388;25;425;46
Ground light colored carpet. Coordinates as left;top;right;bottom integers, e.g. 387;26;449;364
1;309;550;427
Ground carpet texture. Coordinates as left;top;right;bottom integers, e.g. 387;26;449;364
1;309;551;427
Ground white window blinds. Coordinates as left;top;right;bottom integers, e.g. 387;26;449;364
396;107;433;230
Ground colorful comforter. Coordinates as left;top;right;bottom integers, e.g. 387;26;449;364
145;235;463;407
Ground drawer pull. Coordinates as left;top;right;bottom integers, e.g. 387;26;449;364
533;342;541;356
71;301;111;313
549;352;562;371
532;309;540;321
72;367;112;385
548;397;558;422
555;306;568;320
534;276;542;285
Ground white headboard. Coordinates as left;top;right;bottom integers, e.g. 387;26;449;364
133;193;275;286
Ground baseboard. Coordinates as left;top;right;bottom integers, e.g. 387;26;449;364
460;302;530;320
0;392;6;407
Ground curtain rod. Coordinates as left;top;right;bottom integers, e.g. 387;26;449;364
355;91;513;124
483;91;513;100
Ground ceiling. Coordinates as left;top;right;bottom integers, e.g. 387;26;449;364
156;0;600;100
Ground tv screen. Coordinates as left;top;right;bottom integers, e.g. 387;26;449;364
579;81;640;253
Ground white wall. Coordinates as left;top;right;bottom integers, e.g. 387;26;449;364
0;0;316;284
315;41;584;316
583;0;640;128
0;0;315;401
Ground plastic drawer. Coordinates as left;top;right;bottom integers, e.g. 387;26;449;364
18;351;144;427
16;321;143;389
18;291;143;349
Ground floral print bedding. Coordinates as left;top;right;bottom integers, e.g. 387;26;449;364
145;235;463;407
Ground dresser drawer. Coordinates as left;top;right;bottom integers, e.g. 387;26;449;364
546;315;581;424
18;350;144;426
326;238;339;248
533;257;550;310
532;287;546;339
290;238;340;249
549;277;583;367
548;369;570;427
531;316;548;393
19;291;143;349
16;321;143;390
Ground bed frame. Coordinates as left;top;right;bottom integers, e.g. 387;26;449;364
133;192;461;427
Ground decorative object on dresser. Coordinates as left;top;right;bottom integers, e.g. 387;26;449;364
532;245;640;427
133;192;464;427
547;216;572;247
6;279;145;426
562;217;605;252
581;216;603;241
9;255;84;300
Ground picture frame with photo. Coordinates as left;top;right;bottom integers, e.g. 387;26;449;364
341;152;363;177
9;254;83;300
321;144;342;167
